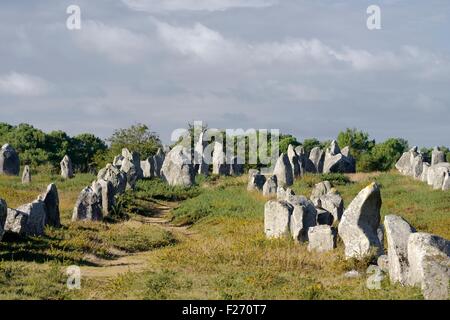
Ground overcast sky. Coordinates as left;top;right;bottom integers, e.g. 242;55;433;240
0;0;449;147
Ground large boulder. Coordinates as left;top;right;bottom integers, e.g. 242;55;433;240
338;183;383;259
308;225;337;253
60;155;74;179
287;195;317;242
296;146;315;174
122;148;143;179
4;200;46;236
443;171;450;191
121;157;138;190
262;175;277;197
421;163;430;182
407;233;450;300
92;179;115;217
0;144;20;176
97;164;127;195
212;142;228;175
287;145;300;178
72;186;103;221
247;170;266;191
38;183;61;228
264;200;293;238
310;181;332;206
309;147;324;173
323;141;355;174
317;192;344;222
273;153;293;187
431;147;446;166
161;145;196;187
384;215;416;285
152;148;165;178
395;147;418;176
411;154;424;180
22;165;31;184
427;163;450;190
0;199;7;241
141;158;154;178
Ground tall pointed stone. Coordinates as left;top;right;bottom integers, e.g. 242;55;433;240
273;153;293;187
60;155;74;179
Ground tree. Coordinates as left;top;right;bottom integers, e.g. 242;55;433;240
279;135;300;154
337;128;375;159
358;138;408;172
302;138;322;155
108;123;162;160
71;134;108;172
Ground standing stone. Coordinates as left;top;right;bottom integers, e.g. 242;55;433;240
121;157;138;190
287;195;317;242
384;215;416;285
60;155;74;179
72;186;103;221
122;148;143;179
212;142;228;176
316;208;334;226
287;145;300;178
0;144;20;176
443;171;450;191
5;200;46;236
113;155;124;168
296;146;316;174
273;153;293;187
411;154;424;180
38;183;61;228
161;145;196;187
22;165;31;184
247;171;266;191
262;175;277;197
92;179;115;217
323;142;355;174
152;148;165;178
421;163;430;182
141;158;154;178
276;187;295;201
194;132;209;176
427;163;450;190
229;156;244;176
318;192;344;222
97;164;127;195
395;147;418;176
310;181;332;206
407;233;450;300
308;225;337;253
0;199;7;241
341;146;356;173
309;147;324;173
338;183;383;259
431;147;446;166
264;200;293;238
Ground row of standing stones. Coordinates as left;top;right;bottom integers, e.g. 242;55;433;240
258;177;449;300
395;146;450;191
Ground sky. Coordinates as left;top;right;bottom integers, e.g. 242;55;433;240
0;0;449;147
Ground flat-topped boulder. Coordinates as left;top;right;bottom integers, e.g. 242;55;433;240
264;200;293;238
4;200;47;236
308;225;337;253
431;147;446;166
338;183;383;259
161;145;196;187
0;144;20;176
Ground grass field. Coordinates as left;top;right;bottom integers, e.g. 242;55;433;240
0;170;449;299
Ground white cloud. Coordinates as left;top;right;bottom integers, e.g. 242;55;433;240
74;21;150;63
0;72;50;96
122;0;276;12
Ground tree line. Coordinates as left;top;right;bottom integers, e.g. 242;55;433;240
1;122;448;174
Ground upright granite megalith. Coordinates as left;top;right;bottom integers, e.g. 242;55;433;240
0;144;20;176
161;145;196;187
60;155;74;179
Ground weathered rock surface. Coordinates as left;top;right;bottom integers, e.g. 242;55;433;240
60;155;74;179
121;157;138;190
317;192;344;222
443;171;450;191
122;148;143;179
309;147;324;173
287;145;300;178
308;225;337;253
421;163;430;182
161;145;196;187
152;148;165;178
0;144;20;176
377;255;389;273
273;153;293;187
310;181;332;206
212;142;228;175
247;170;266;191
97;164;127;195
407;232;450;300
411;154;424;180
5;201;46;236
262;175;277;197
141;158;154;178
264;200;293;238
427;163;450;190
92;179;115;217
22;165;31;184
38;183;61;228
431;147;446;166
316;208;334;226
287;195;317;242
384;215;416;284
276;187;295;201
72;186;103;221
338;183;383;259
